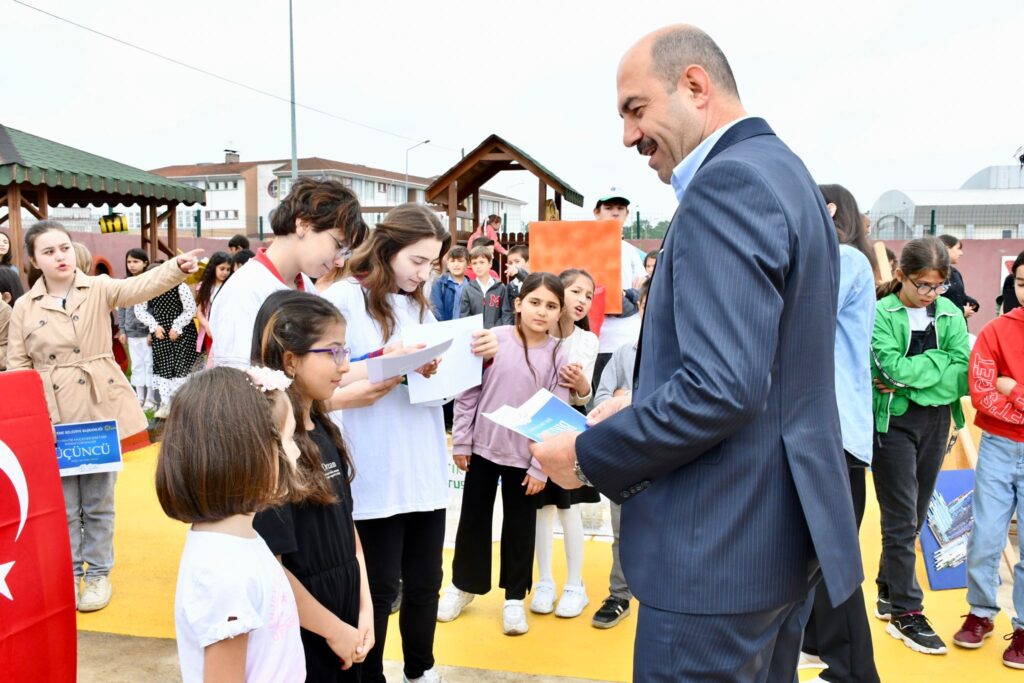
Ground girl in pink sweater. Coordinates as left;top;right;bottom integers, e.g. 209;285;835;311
438;272;570;636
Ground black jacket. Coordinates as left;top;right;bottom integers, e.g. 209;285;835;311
943;266;979;313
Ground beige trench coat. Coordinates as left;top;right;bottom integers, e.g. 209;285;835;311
6;258;188;437
0;299;10;370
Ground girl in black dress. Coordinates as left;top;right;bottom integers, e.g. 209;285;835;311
135;266;200;419
251;290;373;681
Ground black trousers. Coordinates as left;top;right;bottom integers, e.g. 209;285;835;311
451;454;536;600
872;402;951;614
355;509;445;682
802;456;880;683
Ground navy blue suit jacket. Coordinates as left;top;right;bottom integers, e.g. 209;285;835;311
577;118;862;615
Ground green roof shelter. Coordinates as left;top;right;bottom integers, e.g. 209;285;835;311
426;134;584;239
0;124;205;276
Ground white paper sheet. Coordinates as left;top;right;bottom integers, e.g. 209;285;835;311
402;315;484;405
365;338;453;383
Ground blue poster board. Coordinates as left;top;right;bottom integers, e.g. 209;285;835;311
921;468;975;591
54;420;123;477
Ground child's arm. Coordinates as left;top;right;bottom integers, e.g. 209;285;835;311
459;286;473;319
134;301;163;338
452;384;482;470
969;327;1024;422
871;312;955;391
429;279;445;320
594;347;628;407
102;256;193;309
500;289;516;326
283;566;362;670
169;284;197;341
203;634;248;683
353;528;374;663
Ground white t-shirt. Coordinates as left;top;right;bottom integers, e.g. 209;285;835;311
209;258;316;369
558;326;599;405
321;278;449;520
175;530;304;683
905;304;934;332
598;241;647;353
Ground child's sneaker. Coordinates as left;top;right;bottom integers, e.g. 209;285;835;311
436;585;473;622
154;403;171;420
952;613;994;648
78;575;112;612
874;586;892;621
1004;629;1024;669
554;583;589;618
404;667;443;683
73;576;81;610
886;612;947;655
530;579;556;614
591;596;631;629
503;599;529;635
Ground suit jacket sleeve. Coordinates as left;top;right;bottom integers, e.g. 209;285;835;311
576;161;790;501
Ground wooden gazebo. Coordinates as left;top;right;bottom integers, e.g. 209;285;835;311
0;124;205;276
426;134;584;239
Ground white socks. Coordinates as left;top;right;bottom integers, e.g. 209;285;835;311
535;505;585;587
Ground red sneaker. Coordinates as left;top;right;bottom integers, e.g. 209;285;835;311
953;613;994;648
1004;629;1024;670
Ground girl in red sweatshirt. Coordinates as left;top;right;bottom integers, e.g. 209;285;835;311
953;250;1024;669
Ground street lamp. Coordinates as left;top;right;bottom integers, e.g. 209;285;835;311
405;139;431;201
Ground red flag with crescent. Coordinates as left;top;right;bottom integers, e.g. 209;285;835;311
0;370;76;682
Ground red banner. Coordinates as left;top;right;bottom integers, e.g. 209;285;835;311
0;370;77;682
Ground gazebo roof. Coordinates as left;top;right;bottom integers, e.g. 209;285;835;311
426;134;583;208
0;124;205;206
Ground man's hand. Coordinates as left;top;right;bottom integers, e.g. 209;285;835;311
587;394;631;426
470;329;498;359
529;431;582;490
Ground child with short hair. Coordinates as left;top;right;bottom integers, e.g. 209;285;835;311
430;245;469;322
158;366;305;683
500;245;530;325
952;251;1024;668
872;236;969;655
466;237;499;281
460;246;506;329
252;290;375;680
440;272;569;635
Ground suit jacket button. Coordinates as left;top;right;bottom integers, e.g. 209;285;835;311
621;491;631;499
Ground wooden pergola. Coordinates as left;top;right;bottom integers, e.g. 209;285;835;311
0;124;205;276
426;134;584;240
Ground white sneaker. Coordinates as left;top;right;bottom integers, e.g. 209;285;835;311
436;585;473;622
503;599;529;635
530;578;556;614
798;652;827;670
78;575;112;612
73;576;81;610
141;400;157;412
403;667;443;683
554;583;590;618
154;403;171;420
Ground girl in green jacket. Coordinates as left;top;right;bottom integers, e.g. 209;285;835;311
870;236;969;656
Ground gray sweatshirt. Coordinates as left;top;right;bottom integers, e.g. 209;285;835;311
594;340;638;406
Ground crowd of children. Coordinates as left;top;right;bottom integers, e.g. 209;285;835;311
5;172;1024;680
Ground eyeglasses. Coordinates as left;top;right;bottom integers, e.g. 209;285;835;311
907;277;950;296
328;232;352;261
308;346;352;365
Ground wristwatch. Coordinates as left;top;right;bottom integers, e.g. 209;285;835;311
573;459;592;487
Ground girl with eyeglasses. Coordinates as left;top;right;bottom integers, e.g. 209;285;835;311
250;290;374;681
870;236;969;656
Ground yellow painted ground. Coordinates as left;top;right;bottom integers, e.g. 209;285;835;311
79;445;1020;681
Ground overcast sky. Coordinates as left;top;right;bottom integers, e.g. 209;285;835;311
3;0;1023;223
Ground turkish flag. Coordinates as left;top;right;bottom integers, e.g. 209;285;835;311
0;370;76;682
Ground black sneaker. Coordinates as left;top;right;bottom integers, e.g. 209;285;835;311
591;596;631;629
874;586;892;621
887;612;948;655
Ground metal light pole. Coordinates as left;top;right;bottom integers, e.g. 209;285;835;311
288;0;298;180
405;139;430;200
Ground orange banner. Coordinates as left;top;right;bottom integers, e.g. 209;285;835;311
528;220;623;314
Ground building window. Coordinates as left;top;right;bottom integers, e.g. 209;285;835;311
377;182;387;193
342;177;352;187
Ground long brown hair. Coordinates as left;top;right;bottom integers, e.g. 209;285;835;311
875;236;950;300
558;268;595;332
514;272;565;389
344;203;451;341
157;367;296;523
819;184;880;280
252;290;355;505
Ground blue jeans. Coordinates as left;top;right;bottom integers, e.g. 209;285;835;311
966;432;1024;629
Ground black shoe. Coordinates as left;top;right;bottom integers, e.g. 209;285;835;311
391;585;402;614
874;586;892;621
591;596;631;629
887;612;948;655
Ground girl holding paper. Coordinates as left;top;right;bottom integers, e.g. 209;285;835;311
440;272;570;636
6;220;202;613
320;203;497;683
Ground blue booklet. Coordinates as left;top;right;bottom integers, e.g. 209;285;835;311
482;388;588;442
